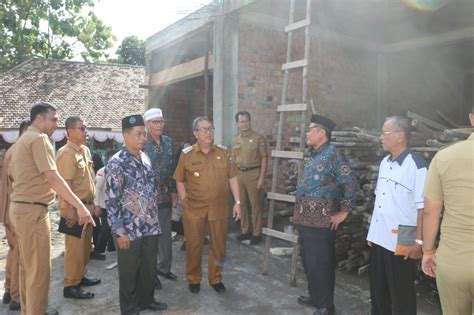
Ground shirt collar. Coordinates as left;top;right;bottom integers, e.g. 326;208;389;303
313;142;330;154
240;129;253;137
388;148;410;165
194;142;215;153
66;140;81;152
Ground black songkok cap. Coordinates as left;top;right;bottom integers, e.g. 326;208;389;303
122;114;145;131
310;114;336;132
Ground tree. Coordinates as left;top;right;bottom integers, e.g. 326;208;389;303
114;36;145;66
0;0;116;72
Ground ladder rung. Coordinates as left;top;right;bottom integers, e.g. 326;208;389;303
282;59;307;71
263;227;298;243
277;103;307;112
267;192;296;203
285;19;310;33
271;150;304;159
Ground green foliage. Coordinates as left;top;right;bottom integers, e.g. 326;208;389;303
0;0;116;72
114;35;145;66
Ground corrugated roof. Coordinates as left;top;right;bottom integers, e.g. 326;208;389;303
0;58;146;129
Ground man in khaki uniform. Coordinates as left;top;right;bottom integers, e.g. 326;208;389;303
173;116;241;294
0;120;30;311
421;108;474;315
9;102;94;315
232;111;267;245
56;116;100;299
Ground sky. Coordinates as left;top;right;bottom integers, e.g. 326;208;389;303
92;0;213;56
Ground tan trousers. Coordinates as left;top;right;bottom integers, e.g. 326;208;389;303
64;222;93;287
4;208;20;303
10;202;51;315
183;210;227;285
238;169;263;236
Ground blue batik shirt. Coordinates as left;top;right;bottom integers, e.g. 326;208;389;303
293;143;359;228
143;134;176;206
106;148;161;241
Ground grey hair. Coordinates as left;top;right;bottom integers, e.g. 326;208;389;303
386;115;411;143
192;116;211;131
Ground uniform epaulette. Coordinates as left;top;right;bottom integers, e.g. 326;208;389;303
216;144;228;151
182;146;193;154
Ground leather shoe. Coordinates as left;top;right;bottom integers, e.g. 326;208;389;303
250;235;263;245
2;292;11;304
9;300;21;310
236;233;252;241
313;307;335;315
145;301;168;311
180;241;186;251
90;252;106;260
154;275;162;290
157;270;178;281
297;295;314;307
80;277;101;286
63;286;94;299
211;282;226;293
189;283;200;293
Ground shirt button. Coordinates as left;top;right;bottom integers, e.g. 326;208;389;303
390;167;392;170
378;206;381;208
383;193;385;195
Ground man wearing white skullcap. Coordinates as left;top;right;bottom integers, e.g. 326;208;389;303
143;108;178;290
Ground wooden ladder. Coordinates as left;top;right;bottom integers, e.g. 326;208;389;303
262;0;312;286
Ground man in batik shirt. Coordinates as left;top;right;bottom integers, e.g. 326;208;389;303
293;114;358;315
106;114;167;314
143;108;177;289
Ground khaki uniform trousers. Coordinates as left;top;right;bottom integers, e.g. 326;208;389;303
9;202;51;315
238;168;263;236
4;208;20;303
183;210;228;285
64;204;94;287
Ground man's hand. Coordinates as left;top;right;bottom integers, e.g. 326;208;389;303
330;211;348;230
404;244;423;260
422;253;436;277
66;217;78;228
117;235;130;250
367;241;372;247
257;177;264;190
94;206;102;217
76;204;96;226
233;203;241;221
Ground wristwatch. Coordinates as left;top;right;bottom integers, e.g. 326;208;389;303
235;200;241;205
415;239;423;245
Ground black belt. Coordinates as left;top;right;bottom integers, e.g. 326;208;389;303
238;166;261;172
81;200;94;205
14;201;49;207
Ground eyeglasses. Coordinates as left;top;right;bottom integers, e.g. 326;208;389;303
197;127;215;133
381;130;399;137
307;125;322;132
150;120;165;125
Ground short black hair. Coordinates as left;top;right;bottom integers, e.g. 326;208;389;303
19;120;31;135
30;102;56;122
65;116;83;130
235;111;251;122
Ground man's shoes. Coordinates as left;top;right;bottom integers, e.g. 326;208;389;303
2;292;11;304
313;307;335;315
45;307;59;315
211;282;226;293
297;295;314;307
236;233;252;241
80;277;101;286
154;275;162;290
250;235;263;245
146;301;168;311
157;270;178;281
181;241;186;251
189;283;200;293
63;286;95;299
9;300;21;310
90;252;106;260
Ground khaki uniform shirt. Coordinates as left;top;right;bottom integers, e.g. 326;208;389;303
173;143;237;220
10;126;57;205
424;133;474;263
231;129;267;168
0;146;14;223
56;141;95;217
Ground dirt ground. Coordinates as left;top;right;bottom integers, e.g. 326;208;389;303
0;208;442;315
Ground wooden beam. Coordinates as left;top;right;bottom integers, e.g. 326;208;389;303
407;111;448;131
148;54;214;87
267;192;296;203
263;228;298;243
285;19;310;33
271;150;304;159
282;59;307;71
277;103;307;112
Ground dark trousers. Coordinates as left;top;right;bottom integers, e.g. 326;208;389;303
157;204;172;274
115;235;158;315
96;209;115;253
298;227;336;309
369;243;417;315
92;214;101;251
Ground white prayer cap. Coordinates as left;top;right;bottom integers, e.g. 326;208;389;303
144;108;163;121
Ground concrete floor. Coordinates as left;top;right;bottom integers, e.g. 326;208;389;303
0;231;441;315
